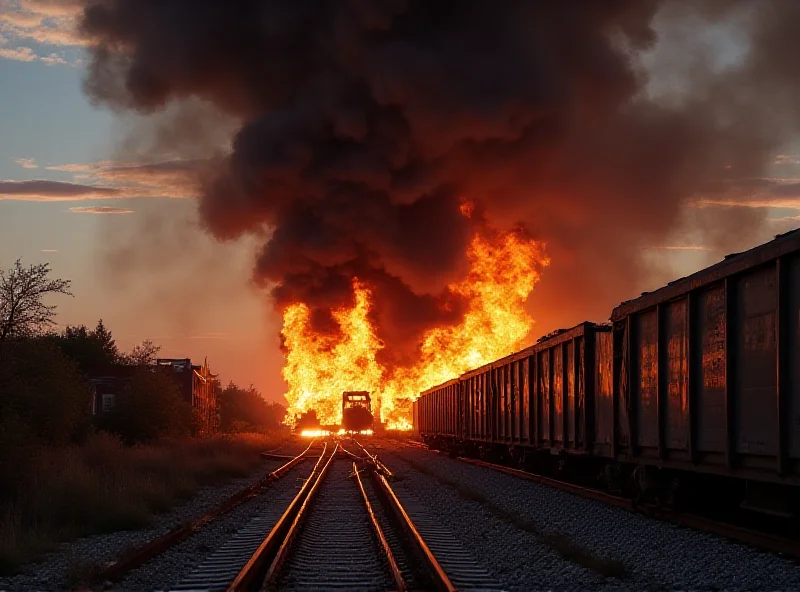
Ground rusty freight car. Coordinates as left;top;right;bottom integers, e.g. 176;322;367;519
415;322;611;464
610;228;800;511
414;378;461;449
414;231;800;513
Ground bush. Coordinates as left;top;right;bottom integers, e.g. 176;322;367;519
0;432;285;574
99;369;195;443
0;338;92;447
219;382;285;433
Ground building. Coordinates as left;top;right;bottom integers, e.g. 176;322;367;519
156;357;220;435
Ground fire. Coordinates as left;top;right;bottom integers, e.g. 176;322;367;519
281;279;383;425
299;428;374;438
281;215;549;429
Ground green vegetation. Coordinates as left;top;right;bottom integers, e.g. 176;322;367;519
0;259;289;574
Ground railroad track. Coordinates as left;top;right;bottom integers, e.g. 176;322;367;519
210;438;506;592
92;441;316;586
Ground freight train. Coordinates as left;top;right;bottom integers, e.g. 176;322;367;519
413;229;800;516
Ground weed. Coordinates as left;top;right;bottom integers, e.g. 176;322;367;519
0;432;285;575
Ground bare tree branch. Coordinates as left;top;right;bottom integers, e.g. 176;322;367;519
0;259;72;349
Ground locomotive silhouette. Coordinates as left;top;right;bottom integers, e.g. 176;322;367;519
342;391;374;432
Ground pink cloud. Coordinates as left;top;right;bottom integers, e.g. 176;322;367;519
650;245;714;252
69;206;134;214
0;180;119;200
0;45;35;61
13;157;38;169
0;0;85;54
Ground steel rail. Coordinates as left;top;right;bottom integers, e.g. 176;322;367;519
355;439;395;480
459;457;800;560
225;442;331;592
260;443;340;589
372;470;457;592
93;440;315;585
353;461;407;592
338;442;369;462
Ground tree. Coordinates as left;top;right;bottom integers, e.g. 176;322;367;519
51;320;121;372
123;339;161;367
219;382;285;432
99;369;194;443
0;338;92;447
0;260;71;354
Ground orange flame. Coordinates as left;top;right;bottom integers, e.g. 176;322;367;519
280;217;549;429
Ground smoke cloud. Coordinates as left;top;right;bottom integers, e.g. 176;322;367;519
79;0;800;362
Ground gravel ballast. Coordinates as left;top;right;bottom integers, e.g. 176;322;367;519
373;442;800;591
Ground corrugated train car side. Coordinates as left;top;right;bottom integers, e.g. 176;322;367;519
416;378;461;445
417;322;612;462
611;229;800;490
413;230;800;511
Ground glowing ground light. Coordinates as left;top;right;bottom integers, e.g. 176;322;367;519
299;429;374;438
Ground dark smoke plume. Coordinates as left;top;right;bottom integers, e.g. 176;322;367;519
79;0;800;363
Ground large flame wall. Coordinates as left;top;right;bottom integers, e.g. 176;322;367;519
281;222;549;429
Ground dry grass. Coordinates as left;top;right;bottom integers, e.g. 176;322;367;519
400;454;628;579
0;432;285;575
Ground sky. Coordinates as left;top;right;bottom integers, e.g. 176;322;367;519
0;0;288;401
2;1;800;405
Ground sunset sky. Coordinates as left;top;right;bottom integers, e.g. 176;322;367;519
2;1;800;405
0;1;288;400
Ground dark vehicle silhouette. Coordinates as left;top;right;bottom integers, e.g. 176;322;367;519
342;391;374;432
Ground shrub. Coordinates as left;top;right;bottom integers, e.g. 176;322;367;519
0;338;92;447
219;382;285;433
0;432;285;574
99;369;195;443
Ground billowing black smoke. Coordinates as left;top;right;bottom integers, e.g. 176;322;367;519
80;0;800;364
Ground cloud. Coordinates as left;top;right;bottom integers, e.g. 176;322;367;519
40;248;58;252
689;176;800;210
0;0;84;49
46;159;202;198
775;154;800;166
650;245;714;252
768;215;800;223
39;51;65;65
1;157;202;202
0;179;119;200
69;206;134;214
0;45;35;61
19;0;83;17
13;157;37;169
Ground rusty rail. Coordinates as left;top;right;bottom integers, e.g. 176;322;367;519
459;457;800;560
372;470;457;592
225;442;334;592
355;440;395;480
94;440;315;584
353;461;407;592
260;443;339;588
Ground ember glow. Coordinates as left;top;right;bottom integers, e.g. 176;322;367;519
299;429;374;438
282;218;549;428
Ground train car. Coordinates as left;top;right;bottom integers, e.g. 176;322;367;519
414;231;800;512
610;228;800;511
416;378;461;447
417;322;611;462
